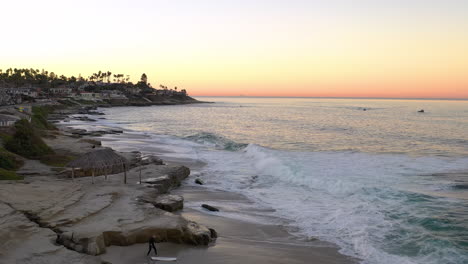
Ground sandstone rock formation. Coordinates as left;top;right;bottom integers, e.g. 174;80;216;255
0;202;102;264
0;164;216;263
145;194;184;212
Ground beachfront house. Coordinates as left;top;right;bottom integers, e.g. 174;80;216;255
77;92;102;101
4;87;38;98
78;83;93;91
0;114;20;127
50;87;73;97
0;89;22;105
100;90;128;100
0;90;13;106
125;86;141;94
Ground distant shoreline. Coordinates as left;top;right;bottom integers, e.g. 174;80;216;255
193;96;468;101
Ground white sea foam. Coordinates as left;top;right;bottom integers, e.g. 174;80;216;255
194;144;468;264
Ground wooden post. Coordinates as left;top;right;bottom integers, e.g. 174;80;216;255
71;168;75;182
139;167;142;184
105;166;108;180
92;169;95;184
123;163;127;184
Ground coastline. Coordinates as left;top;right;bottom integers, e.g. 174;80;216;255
0;102;356;264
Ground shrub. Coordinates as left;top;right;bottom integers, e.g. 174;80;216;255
31;106;57;130
0;148;22;170
0;168;23;180
5;119;54;158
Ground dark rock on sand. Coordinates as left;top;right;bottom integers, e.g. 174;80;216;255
72;116;97;122
195;178;204;185
202;204;219;212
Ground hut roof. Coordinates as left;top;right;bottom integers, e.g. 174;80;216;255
66;148;128;170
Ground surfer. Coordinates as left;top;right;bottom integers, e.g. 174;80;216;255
147;235;158;256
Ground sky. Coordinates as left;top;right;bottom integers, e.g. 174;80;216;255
1;0;467;98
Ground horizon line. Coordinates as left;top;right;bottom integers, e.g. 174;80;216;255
192;95;468;101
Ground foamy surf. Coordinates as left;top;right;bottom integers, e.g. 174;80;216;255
196;144;468;264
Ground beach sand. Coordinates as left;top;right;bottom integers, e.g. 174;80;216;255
102;186;357;264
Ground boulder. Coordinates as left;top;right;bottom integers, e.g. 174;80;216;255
142;175;173;193
141;166;190;194
151;195;184;212
140;155;164;166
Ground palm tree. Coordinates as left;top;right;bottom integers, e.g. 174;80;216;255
107;71;112;83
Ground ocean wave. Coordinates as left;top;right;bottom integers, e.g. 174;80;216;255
185;132;248;151
197;144;468;264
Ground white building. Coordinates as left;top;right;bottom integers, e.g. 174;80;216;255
0;114;20;127
76;92;102;101
4;88;38;98
100;90;128;100
50;87;73;95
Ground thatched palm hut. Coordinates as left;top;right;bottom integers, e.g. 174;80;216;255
66;148;129;184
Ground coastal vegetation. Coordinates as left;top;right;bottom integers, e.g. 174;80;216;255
2;106;75;168
0;147;22;170
0;168;22;180
0;148;23;180
31;105;57;130
4;119;53;158
0;68;184;94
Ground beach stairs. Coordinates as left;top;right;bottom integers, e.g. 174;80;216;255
142;97;152;103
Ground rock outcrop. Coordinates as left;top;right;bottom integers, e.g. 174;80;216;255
144;194;184;212
0;202;102;264
140;165;191;194
0;164;216;261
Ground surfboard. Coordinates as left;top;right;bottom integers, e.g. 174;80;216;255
150;257;177;262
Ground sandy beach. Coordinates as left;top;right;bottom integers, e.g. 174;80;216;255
102;186;356;264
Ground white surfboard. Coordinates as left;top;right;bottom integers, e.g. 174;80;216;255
150;257;177;262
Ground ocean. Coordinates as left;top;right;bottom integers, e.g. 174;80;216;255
69;97;468;264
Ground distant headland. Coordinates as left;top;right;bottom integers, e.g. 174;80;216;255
0;68;201;106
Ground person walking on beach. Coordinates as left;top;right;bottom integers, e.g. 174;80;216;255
147;235;158;256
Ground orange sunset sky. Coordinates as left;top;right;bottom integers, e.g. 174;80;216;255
1;0;467;98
